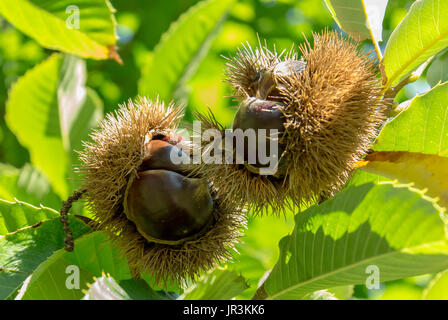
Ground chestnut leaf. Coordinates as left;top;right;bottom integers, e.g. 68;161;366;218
263;173;448;299
0;0;119;62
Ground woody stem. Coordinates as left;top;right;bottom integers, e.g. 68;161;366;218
59;188;86;252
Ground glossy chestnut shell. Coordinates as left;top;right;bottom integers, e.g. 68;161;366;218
124;138;215;243
232;98;286;172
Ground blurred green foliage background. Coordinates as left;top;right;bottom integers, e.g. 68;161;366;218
0;0;433;299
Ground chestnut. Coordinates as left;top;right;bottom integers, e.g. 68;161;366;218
140;138;189;174
232;98;286;173
257;60;307;100
79;97;245;284
124;169;214;242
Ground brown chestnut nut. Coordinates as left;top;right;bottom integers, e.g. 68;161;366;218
139;139;189;173
257;60;307;100
79;97;246;285
124;169;214;242
232;98;286;173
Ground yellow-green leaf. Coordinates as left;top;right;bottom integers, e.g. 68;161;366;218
0;212;90;299
382;0;448;88
427;50;448;87
358;151;448;208
324;0;388;44
5;54;103;198
422;269;448;299
374;82;448;157
264;176;448;299
17;231;130;300
0;164;60;209
179;266;248;300
6;54;68;198
0;0;119;61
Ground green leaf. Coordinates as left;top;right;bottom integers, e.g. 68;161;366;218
0;199;59;235
327;285;354;300
382;0;448;88
324;0;388;43
6;54;68;198
0;0;119;61
57;55;104;179
374;82;448;157
358;151;448;209
17;231;131;300
83;275;177;300
422;269;448;299
0;212;90;300
179;266;248;300
138;0;235;101
263;178;448;300
0;164;60;209
303;290;338;300
6;54;103;198
379;279;424;299
427;50;448;87
229;214;294;299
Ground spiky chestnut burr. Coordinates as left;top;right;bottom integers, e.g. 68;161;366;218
78;97;245;285
196;31;386;214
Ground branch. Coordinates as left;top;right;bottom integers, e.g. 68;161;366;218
382;72;419;117
384;72;419;100
59;189;86;252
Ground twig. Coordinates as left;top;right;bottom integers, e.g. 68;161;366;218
60;189;86;252
381;72;420;117
383;72;419;100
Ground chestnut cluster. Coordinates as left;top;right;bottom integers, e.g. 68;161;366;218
231;60;307;176
74;31;385;286
79;98;244;285
196;31;385;213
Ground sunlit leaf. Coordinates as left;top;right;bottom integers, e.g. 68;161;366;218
358;151;448;208
83;275;177;300
57;55;104;175
374;82;448;157
324;0;388;44
422;269;448;299
138;0;235;102
6;54;103;198
0;199;58;235
17;231;131;300
427;50;448;87
0;0;119;61
229;214;294;299
0;164;60;209
263;176;448;299
179;266;248;300
327;285;354;300
0;211;90;300
304;290;337;300
6;54;68;198
382;0;448;88
379;280;423;300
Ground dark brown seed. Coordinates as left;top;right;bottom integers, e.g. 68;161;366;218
125;169;214;242
139;139;189;173
257;60;307;99
232;98;286;171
